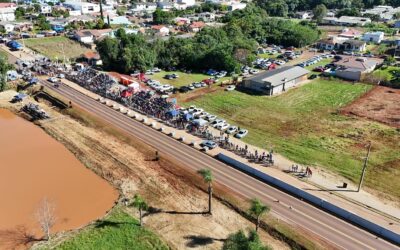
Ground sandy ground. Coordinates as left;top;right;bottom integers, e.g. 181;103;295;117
341;86;400;128
0;91;290;250
0;92;118;250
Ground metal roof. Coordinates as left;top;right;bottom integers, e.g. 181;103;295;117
247;66;309;87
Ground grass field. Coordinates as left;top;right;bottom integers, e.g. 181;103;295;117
372;66;400;81
149;71;230;88
51;208;169;250
183;79;400;198
24;36;91;61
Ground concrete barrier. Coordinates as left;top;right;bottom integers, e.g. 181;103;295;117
216;153;400;245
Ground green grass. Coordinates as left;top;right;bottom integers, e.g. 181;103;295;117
257;53;280;59
372;66;400;81
149;71;230;88
183;79;400;198
48;208;169;250
24;36;91;61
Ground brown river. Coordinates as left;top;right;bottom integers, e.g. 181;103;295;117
0;109;118;248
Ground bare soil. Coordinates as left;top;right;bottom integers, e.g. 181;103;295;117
341;86;400;128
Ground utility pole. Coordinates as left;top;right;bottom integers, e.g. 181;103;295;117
357;142;371;192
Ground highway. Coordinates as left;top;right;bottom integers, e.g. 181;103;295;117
39;79;400;250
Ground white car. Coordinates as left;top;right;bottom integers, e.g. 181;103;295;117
226;126;238;134
217;122;230;131
193;82;202;88
48;77;59;83
206;114;217;121
192;108;204;116
235;129;248;138
188;105;196;112
211;119;225;128
275;60;286;65
57;73;65;79
225;85;235;91
160;84;173;92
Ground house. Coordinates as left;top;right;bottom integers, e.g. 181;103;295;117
295;11;312;20
63;1;100;15
0;22;14;32
241;66;310;95
105;16;132;26
362;31;384;44
151;25;169;36
342;39;366;52
177;0;195;7
189;21;205;32
197;12;215;22
322;16;371;26
317;36;348;50
74;29;112;44
227;2;247;11
339;28;362;39
131;3;157;13
174;17;190;25
0;3;17;22
81;51;102;66
334;57;383;81
362;5;400;22
157;2;174;11
40;4;52;14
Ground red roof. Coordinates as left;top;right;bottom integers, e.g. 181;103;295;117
190;21;205;29
340;29;362;37
152;25;165;30
82;51;100;60
0;3;16;8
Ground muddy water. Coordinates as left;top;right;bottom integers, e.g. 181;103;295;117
0;109;118;248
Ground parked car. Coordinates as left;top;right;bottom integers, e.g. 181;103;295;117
235;129;248;138
206;114;217;121
211;119;225;128
200;140;217;149
57;73;65;79
216;122;230;131
308;74;318;80
48;77;59;83
226;126;238;134
193;82;202;88
179;86;190;93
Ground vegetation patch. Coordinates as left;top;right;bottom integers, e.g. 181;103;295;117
149;70;230;88
45;208;169;250
183;79;400;199
24;36;91;61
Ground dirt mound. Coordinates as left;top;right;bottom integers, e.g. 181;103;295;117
341;86;400;128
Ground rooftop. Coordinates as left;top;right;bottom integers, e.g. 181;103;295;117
247;66;309;87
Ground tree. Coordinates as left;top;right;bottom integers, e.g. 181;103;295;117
35;198;56;240
223;230;271;250
130;194;148;226
249;198;270;232
313;4;327;23
198;168;214;215
0;55;12;92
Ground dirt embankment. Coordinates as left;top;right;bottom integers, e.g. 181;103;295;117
35;107;291;250
341;86;400;128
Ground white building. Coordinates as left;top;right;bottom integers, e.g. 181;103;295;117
322;16;371;26
64;1;100;15
0;3;17;22
177;0;195;7
228;2;246;11
131;3;157;13
362;31;385;43
41;5;52;14
0;22;14;32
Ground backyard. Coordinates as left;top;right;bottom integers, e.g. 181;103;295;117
46;208;169;250
183;79;400;199
24;36;91;61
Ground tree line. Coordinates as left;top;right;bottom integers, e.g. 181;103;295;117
96;5;320;74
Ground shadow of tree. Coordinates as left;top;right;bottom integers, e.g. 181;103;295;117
184;235;225;248
0;225;43;249
142;206;208;218
94;220;138;229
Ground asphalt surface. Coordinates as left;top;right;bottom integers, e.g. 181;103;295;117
39;79;400;250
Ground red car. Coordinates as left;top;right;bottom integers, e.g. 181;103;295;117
313;66;325;72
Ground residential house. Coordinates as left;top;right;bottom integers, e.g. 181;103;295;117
131;3;157;13
241;66;310;95
334;57;383;81
40;5;52;14
81;51;102;66
342;39;367;52
322;16;371;26
189;21;205;32
316;36;349;51
362;5;400;22
105;16;132;26
197;12;215;22
0;3;17;22
157;2;174;11
339;28;362;39
74;29;112;44
295;11;312;20
177;0;195;7
63;1;100;15
362;31;384;44
151;25;169;36
0;22;14;32
227;2;247;11
174;17;191;25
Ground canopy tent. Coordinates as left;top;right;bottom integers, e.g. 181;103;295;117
167;109;179;117
183;113;193;121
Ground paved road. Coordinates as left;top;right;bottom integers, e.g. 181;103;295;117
40;80;399;250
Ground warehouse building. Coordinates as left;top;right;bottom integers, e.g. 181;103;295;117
241;66;310;95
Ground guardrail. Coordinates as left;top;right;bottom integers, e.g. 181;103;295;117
216;153;400;245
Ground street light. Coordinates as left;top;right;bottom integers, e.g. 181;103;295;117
357;142;372;192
